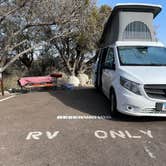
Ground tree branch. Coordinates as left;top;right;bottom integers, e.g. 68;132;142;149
5;39;28;52
0;0;29;24
2;47;33;72
1;31;75;72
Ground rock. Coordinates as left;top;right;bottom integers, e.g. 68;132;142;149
58;72;68;85
67;76;80;87
4;91;10;95
0;90;10;96
78;74;89;86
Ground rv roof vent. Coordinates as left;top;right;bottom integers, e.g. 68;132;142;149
123;21;152;41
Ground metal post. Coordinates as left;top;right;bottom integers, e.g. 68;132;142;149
0;68;4;96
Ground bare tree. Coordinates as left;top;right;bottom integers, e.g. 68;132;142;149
0;0;83;73
0;0;86;95
48;2;112;76
0;0;111;80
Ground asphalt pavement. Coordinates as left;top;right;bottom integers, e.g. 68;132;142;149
0;88;166;166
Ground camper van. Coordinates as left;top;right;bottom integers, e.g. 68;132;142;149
94;3;166;117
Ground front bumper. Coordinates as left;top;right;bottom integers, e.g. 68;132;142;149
116;85;166;117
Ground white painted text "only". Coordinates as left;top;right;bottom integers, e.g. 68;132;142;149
95;130;153;139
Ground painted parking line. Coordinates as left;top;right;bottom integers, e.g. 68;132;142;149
144;145;156;159
57;115;112;120
0;95;16;102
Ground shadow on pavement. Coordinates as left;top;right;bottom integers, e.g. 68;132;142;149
49;87;166;122
50;87;110;116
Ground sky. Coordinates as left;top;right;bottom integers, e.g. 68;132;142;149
97;0;166;45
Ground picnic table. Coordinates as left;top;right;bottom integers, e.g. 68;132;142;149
18;73;62;91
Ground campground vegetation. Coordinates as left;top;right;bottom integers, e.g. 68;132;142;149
0;0;112;89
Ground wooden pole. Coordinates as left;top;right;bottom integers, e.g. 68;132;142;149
0;68;4;96
0;80;4;96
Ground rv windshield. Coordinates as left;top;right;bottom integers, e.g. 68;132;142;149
118;46;166;66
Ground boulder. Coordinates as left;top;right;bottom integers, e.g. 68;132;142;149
67;76;80;87
78;74;89;86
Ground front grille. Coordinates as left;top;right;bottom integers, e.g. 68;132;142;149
144;85;166;100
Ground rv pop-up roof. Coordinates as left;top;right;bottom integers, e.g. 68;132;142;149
100;3;162;47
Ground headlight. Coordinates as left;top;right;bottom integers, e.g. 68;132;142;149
120;76;141;95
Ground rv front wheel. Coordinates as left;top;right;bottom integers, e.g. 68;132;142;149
110;89;119;117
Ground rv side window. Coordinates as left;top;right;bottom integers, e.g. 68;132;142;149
104;48;115;69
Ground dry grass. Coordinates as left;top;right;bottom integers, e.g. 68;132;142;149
3;75;20;90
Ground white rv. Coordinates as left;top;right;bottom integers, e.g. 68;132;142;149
94;3;166;117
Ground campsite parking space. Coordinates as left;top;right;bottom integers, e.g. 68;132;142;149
0;88;166;166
